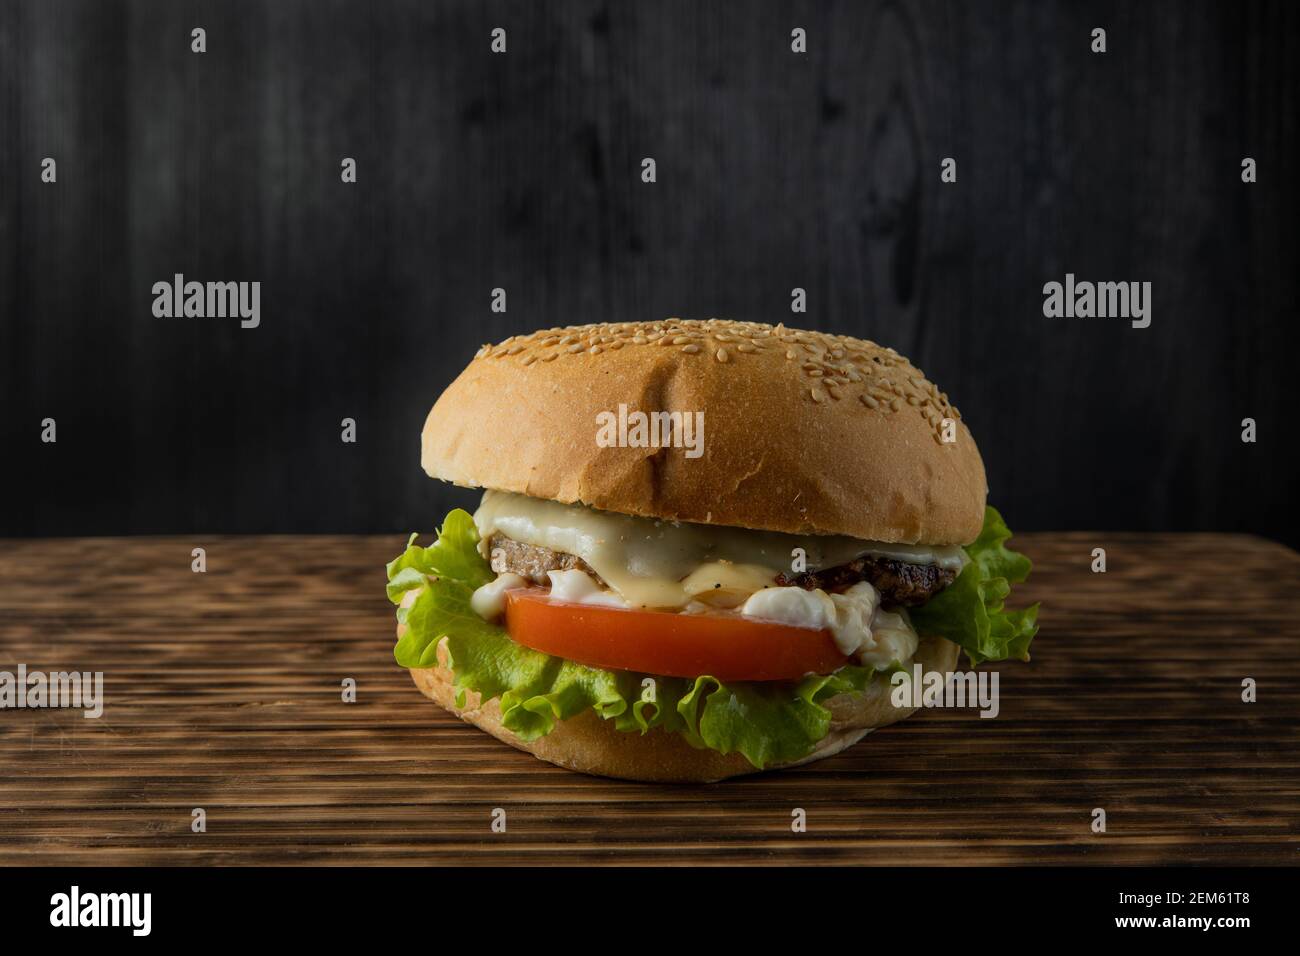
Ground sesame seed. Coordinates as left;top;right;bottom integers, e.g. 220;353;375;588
474;324;954;423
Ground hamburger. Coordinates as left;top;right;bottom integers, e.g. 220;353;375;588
386;319;1038;782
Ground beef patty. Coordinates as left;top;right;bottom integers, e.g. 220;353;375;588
485;532;956;608
487;532;601;584
773;557;956;607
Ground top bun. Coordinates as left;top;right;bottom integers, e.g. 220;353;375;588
421;319;987;545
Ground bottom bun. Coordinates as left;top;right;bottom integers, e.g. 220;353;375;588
407;634;960;783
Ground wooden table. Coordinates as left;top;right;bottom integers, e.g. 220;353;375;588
1;532;1296;865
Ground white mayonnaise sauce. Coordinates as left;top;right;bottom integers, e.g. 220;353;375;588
469;572;527;620
739;581;919;668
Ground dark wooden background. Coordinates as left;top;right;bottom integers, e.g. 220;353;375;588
1;0;1296;543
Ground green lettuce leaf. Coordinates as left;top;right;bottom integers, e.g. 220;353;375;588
910;506;1040;665
387;510;880;768
396;576;632;738
386;510;494;594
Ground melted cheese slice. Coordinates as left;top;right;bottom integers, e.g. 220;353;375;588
473;490;966;610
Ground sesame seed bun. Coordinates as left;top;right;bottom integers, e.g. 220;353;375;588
407;633;960;783
422;319;987;544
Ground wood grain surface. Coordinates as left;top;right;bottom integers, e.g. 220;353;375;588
0;532;1297;866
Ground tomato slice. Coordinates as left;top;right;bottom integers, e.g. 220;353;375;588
502;589;849;682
